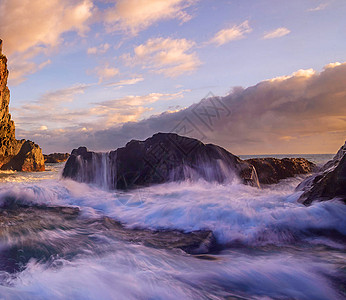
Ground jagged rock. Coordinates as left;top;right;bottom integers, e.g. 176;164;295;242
0;40;44;171
63;132;260;189
1;140;45;171
321;141;346;171
246;157;316;184
297;141;346;205
44;153;70;163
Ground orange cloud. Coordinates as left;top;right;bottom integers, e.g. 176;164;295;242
122;37;201;77
103;0;197;34
210;21;252;46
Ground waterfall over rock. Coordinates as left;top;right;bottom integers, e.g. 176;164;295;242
62;133;260;189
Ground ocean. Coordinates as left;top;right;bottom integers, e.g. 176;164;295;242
0;154;345;300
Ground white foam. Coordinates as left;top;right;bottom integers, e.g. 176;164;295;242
1;177;345;246
0;245;342;300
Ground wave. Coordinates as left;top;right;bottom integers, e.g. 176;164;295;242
0;244;343;300
0;173;345;299
1;177;345;247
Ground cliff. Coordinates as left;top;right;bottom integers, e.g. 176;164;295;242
0;40;45;171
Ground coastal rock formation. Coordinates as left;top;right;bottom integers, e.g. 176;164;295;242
63;132;260;189
298;141;346;205
44;153;70;163
0;40;44;171
246;157;316;184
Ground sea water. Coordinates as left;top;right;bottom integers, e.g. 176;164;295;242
0;155;345;300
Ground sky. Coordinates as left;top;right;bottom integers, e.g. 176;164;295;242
0;0;345;155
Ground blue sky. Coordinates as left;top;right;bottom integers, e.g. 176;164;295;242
0;0;345;154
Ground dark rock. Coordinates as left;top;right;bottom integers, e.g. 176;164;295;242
63;133;260;188
0;41;44;171
246;157;316;184
298;141;346;205
44;152;70;163
100;217;217;254
320;141;346;171
0;204;217;272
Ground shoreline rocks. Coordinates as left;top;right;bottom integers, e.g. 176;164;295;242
297;141;346;205
63;132;260;189
44;153;70;163
63;133;319;189
246;157;316;185
0;40;45;172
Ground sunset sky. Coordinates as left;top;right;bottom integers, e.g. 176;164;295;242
0;0;345;154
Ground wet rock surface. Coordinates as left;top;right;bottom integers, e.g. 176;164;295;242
63;133;260;189
246;157;316;184
298;141;346;205
0;203;217;273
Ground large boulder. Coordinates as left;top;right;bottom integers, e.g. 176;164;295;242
297;141;346;205
246;157;316;184
63;132;260;189
0;40;44;171
1;140;45;171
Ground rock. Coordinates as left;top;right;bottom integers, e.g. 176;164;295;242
100;217;217;254
320;141;346;171
63;132;260;188
297;141;346;205
246;157;316;184
0;40;44;171
1;140;45;171
0;203;217;272
44;153;70;163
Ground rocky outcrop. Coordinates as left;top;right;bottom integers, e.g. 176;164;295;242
63;132;260;189
0;40;44;171
246;157;316;184
1;140;45;171
44;153;70;163
298;141;346;205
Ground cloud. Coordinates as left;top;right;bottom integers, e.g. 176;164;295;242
92;64;120;82
308;3;329;12
13;84;188;151
209;21;252;46
122;37;201;77
90;91;184;125
12;84;92;131
38;83;90;103
268;68;316;82
103;0;197;35
87;43;110;55
9;59;51;85
106;77;144;87
263;27;291;39
20;61;346;154
0;0;94;83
